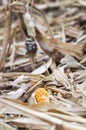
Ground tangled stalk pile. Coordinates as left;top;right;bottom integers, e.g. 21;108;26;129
0;0;86;130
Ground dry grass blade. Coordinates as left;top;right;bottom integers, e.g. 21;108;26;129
5;117;50;130
0;98;86;130
0;10;12;70
31;4;54;38
0;121;17;130
47;112;86;124
0;72;44;79
35;28;85;60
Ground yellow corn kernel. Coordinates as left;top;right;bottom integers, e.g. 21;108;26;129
35;88;48;103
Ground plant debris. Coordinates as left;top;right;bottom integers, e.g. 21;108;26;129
0;0;86;130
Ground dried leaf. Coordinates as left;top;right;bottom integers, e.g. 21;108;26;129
31;58;52;74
